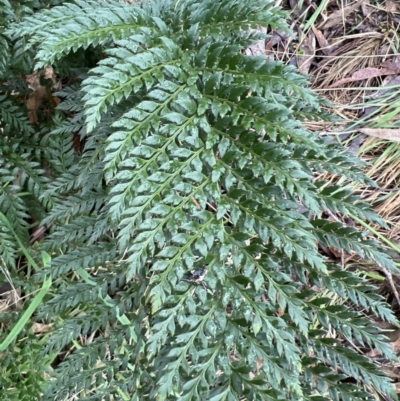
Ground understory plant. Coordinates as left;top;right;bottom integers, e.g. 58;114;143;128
0;0;399;400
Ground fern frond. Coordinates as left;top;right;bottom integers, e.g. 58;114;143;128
0;94;34;135
4;0;397;400
8;0;155;69
313;219;397;271
316;183;387;226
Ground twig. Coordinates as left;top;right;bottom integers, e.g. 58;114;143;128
381;267;400;310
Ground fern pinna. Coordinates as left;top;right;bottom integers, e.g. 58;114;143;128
1;0;399;400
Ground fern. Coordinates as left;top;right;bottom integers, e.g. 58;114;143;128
1;0;399;400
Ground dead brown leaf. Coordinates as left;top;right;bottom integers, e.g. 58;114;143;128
358;128;400;141
384;1;398;13
329;66;400;88
265;29;291;59
379;60;400;71
360;2;374;20
319;0;365;29
32;322;53;334
25;67;60;125
311;25;331;56
297;30;315;74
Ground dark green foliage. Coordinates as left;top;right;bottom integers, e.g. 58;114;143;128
1;0;399;400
